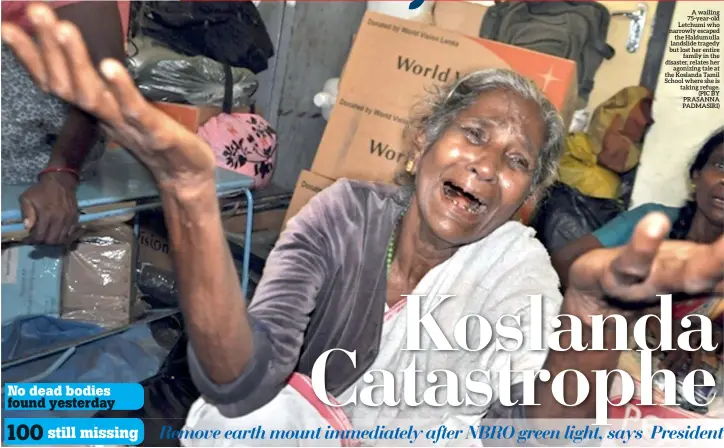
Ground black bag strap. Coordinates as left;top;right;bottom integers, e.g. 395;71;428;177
600;43;616;60
222;63;233;114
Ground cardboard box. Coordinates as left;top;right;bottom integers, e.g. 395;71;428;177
433;1;489;37
311;12;577;185
283;170;336;229
137;208;288;278
137;231;168;279
224;209;286;236
153;102;252;133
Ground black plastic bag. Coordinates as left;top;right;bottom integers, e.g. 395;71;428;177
618;166;639;210
131;1;274;74
531;182;625;252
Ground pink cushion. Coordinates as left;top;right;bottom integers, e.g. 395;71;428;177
198;113;277;189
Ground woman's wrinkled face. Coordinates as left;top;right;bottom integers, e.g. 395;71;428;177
694;143;724;225
414;89;546;246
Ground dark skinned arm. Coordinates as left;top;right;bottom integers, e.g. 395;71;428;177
551;206;668;291
527;297;620;419
20;1;125;244
486;213;723;429
5;3;331;414
531;213;724;420
161;182;254;385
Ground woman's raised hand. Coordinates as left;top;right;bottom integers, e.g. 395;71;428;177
565;212;724;326
1;3;216;190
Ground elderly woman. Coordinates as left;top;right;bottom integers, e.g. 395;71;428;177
4;4;723;445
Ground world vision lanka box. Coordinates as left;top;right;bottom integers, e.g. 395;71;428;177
311;11;578;185
282;170;336;229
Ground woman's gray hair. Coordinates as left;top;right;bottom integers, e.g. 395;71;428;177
398;68;565;193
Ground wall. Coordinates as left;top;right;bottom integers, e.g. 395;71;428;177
268;2;367;191
254;1;289;129
587;1;658;110
630;1;723;208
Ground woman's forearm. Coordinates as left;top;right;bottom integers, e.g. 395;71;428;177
160;180;253;385
528;298;621;419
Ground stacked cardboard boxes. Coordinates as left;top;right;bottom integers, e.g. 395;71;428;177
284;11;578;227
284;170;336;226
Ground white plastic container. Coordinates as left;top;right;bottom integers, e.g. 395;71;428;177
313;78;340;121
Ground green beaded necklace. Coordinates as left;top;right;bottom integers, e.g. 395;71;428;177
386;203;410;277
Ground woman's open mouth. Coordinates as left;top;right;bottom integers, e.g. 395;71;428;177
442;181;486;215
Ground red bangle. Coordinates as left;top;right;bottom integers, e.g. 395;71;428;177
38;167;80;182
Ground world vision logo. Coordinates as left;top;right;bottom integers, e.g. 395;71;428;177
369;139;405;163
397;56;461;83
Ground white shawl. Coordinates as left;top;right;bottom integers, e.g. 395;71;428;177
337;221;563;444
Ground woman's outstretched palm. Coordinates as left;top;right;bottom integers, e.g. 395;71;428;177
1;3;216;188
566;212;724;326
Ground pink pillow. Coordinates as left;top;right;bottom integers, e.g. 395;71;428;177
198;113;278;189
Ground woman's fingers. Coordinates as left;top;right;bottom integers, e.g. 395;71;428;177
99;60;158;135
1;23;48;90
601;215;723;306
3;4;127;128
27;4;73;99
615;212;671;281
3;1;216;184
99;59;177;153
